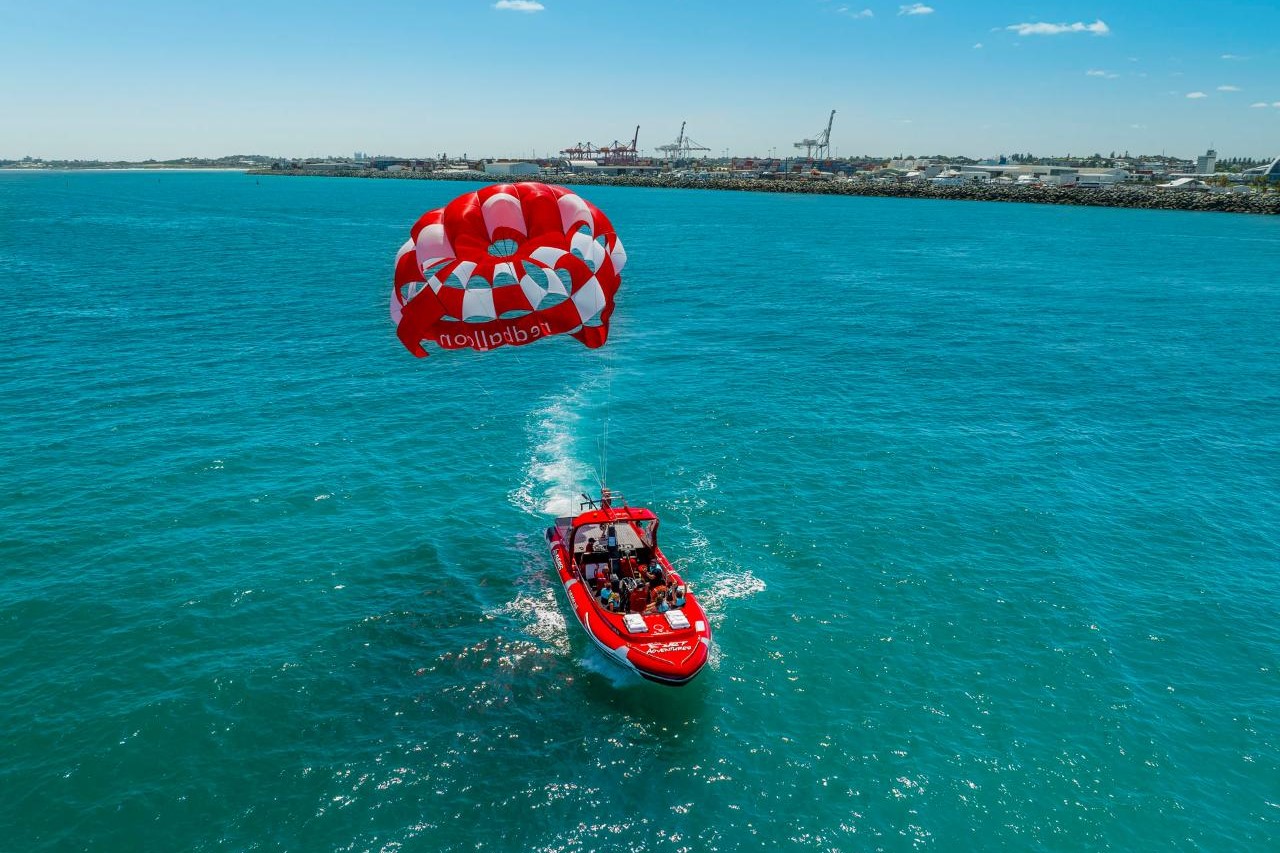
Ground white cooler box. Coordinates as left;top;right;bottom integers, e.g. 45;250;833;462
664;609;690;630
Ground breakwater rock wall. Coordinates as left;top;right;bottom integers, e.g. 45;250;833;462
249;169;1280;216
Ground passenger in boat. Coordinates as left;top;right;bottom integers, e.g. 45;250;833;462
620;556;639;578
599;586;615;609
645;583;668;614
627;585;648;614
645;563;665;589
609;572;622;596
673;584;687;608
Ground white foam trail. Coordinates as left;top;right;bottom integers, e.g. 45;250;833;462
664;474;766;628
509;390;595;517
577;649;646;688
695;570;767;612
488;587;570;656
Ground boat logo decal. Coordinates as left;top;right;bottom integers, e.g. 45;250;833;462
643;640;692;654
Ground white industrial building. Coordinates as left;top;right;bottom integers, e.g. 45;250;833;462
483;161;543;177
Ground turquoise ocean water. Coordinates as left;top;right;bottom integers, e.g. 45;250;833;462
1;171;1277;851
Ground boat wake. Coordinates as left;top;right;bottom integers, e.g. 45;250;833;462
577;651;646;688
487;532;571;657
666;473;766;641
508;390;596;518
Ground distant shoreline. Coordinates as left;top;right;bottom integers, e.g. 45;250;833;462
1;167;252;173
248;167;1280;216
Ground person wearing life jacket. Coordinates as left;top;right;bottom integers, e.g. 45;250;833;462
645;583;669;615
627;585;648;614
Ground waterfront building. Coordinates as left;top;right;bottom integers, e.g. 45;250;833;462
1242;157;1280;182
562;159;663;177
1157;177;1211;191
1196;149;1218;175
483;161;542;176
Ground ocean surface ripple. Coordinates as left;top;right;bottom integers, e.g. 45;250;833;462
1;172;1277;851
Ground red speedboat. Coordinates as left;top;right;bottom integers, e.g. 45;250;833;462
546;489;712;686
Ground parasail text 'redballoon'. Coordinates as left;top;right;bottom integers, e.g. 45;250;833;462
391;183;627;357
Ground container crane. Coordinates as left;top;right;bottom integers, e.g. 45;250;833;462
657;121;712;160
561;125;641;163
794;110;836;160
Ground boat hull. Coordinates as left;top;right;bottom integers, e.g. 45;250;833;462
546;525;711;686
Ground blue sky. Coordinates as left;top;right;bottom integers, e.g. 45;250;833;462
2;0;1277;160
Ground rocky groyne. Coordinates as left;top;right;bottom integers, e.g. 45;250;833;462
249;168;1280;216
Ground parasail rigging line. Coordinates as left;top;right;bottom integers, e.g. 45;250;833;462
594;349;614;492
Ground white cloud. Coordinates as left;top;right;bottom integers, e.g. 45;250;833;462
1274;102;1280;108
493;0;544;11
1221;53;1244;60
973;42;983;48
1216;85;1240;92
1006;19;1110;37
838;6;874;18
1250;102;1268;108
1185;91;1208;99
899;3;934;15
1086;69;1119;79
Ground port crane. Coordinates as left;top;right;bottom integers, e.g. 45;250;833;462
560;125;641;164
656;121;712;160
604;125;640;162
794;110;836;160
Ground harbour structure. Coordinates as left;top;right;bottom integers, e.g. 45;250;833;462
656;121;712;161
560;126;642;165
794;110;836;160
